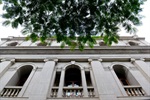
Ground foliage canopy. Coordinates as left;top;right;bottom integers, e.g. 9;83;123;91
1;0;146;50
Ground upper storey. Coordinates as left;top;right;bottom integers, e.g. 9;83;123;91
0;36;150;55
0;36;149;47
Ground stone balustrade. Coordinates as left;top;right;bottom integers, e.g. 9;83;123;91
0;86;22;97
124;86;145;96
51;87;58;98
87;87;95;97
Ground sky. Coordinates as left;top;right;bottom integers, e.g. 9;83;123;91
0;1;150;43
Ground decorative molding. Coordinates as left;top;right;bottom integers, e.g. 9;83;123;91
98;58;103;62
0;46;150;54
131;58;146;62
54;59;58;62
88;59;92;62
71;61;75;64
88;58;102;62
140;58;145;61
130;58;135;63
44;58;58;62
1;58;15;63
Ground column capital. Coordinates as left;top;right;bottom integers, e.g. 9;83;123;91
140;58;145;61
1;58;15;63
44;58;58;62
130;58;135;63
88;59;92;62
71;61;75;64
98;58;103;62
81;67;85;71
88;58;103;62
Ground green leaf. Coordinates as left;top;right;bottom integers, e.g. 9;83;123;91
60;41;65;48
11;21;18;28
30;33;38;42
0;0;2;4
21;28;29;35
0;0;146;50
87;41;94;48
70;42;77;51
78;43;84;51
2;20;11;26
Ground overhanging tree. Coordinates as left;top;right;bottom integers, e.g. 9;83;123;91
1;0;146;50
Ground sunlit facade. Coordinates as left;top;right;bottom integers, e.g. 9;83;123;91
0;36;150;100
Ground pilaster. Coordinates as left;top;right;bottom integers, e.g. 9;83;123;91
89;67;99;97
130;58;150;95
131;58;150;83
0;58;15;78
28;58;57;100
89;58;117;100
57;68;65;97
81;68;88;97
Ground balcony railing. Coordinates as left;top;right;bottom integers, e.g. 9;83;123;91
51;87;58;98
124;86;145;96
63;87;83;98
0;86;22;97
51;87;96;98
88;87;95;97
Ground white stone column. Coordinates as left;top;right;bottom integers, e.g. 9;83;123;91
132;58;150;82
89;67;98;97
89;58;117;100
57;68;65;97
81;68;88;97
29;58;58;100
0;58;15;78
47;68;57;98
129;66;150;95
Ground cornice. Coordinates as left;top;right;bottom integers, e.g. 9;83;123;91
0;36;145;41
0;46;149;55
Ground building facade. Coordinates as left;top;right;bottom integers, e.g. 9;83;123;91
0;36;150;100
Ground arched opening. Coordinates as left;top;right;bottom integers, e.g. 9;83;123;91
1;65;33;97
7;42;18;46
128;41;138;46
7;65;33;86
113;65;139;86
65;65;81;87
113;65;129;85
113;65;145;96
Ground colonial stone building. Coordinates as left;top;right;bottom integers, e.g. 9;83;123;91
0;36;150;100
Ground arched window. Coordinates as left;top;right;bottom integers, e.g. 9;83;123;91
113;65;129;85
7;42;18;46
113;65;139;86
51;64;95;98
1;65;33;97
65;65;81;87
128;41;138;46
113;65;145;96
7;65;33;86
